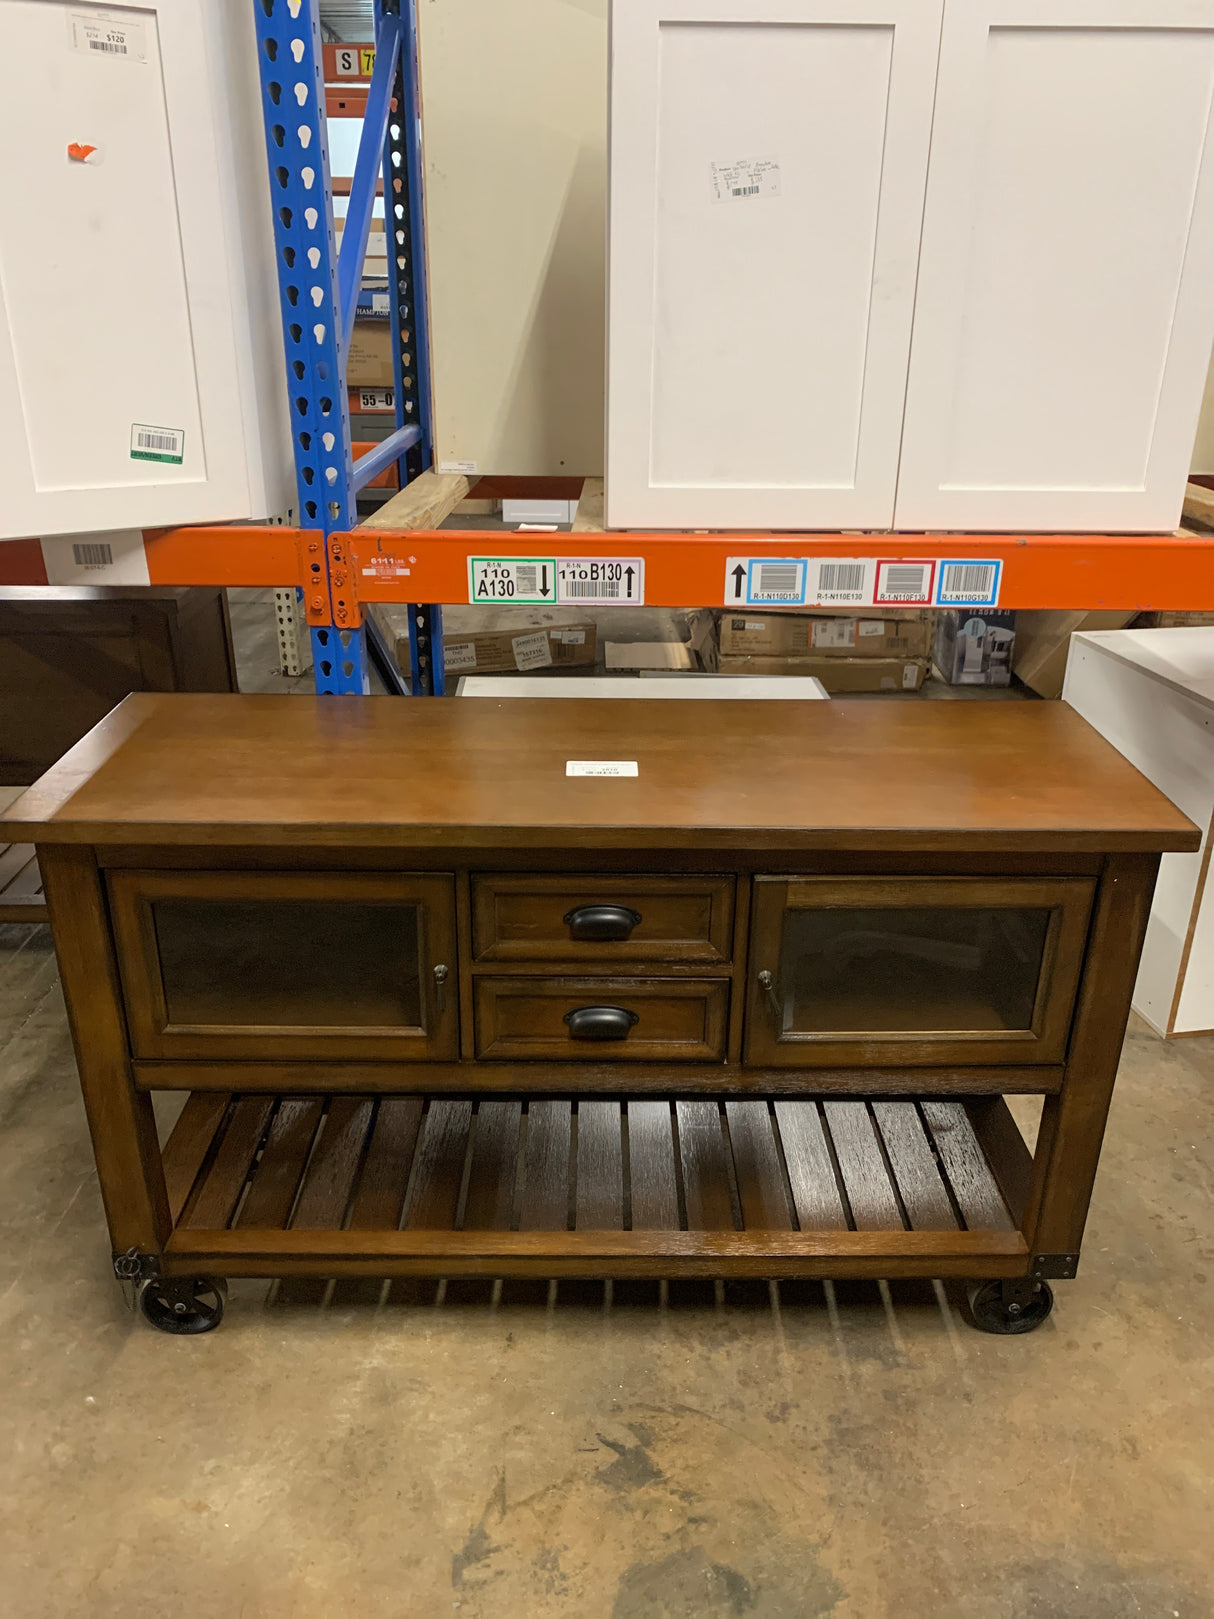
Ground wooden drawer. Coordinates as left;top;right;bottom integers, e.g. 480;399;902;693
474;977;729;1061
471;874;734;964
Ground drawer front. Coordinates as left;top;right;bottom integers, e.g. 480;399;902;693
472;875;735;964
474;977;729;1061
745;875;1095;1068
108;869;459;1061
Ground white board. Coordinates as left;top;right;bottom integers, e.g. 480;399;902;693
0;0;293;539
418;0;608;479
896;0;1214;534
605;0;943;530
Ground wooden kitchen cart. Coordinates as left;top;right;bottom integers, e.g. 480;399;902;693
0;694;1197;1335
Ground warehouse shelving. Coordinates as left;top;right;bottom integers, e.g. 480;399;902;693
4;0;1214;696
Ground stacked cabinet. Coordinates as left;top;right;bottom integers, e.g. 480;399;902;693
606;0;1214;532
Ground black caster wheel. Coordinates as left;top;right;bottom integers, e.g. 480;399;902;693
138;1276;227;1335
969;1279;1054;1335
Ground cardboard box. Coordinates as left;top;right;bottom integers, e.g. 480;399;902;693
346;318;395;387
399;609;596;676
718;610;932;660
934;610;1017;687
1013;611;1136;700
719;654;928;693
605;641;696;672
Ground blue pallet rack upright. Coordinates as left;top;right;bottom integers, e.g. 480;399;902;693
253;0;441;695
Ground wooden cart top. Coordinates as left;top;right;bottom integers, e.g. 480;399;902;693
0;692;1198;852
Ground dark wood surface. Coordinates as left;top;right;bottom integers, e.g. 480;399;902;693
473;976;730;1063
158;1087;1025;1279
0;588;236;785
2;694;1198;851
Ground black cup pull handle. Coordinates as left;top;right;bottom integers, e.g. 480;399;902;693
563;904;642;942
563;1006;640;1041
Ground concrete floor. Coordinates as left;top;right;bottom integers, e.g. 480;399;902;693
0;904;1211;1616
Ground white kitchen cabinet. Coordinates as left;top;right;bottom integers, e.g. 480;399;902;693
605;0;944;531
607;0;1214;533
0;0;294;540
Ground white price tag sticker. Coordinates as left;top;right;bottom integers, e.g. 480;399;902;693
711;156;781;204
566;762;639;778
511;630;553;671
69;9;147;63
468;556;557;605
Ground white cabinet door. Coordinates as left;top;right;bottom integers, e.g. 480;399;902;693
0;0;293;539
896;0;1214;534
606;0;943;530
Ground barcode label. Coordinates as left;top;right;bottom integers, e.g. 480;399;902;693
757;564;799;595
564;577;620;599
69;12;147;64
819;563;865;595
937;560;1002;606
711;156;781;205
876;560;934;604
556;558;644;605
725;557;807;606
72;543;113;568
130;423;184;464
469;557;557;604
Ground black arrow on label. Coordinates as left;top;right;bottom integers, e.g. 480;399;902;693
731;564;746;599
541;564;549;596
625;566;635;598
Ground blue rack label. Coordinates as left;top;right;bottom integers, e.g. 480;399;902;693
469;556;558;605
130;423;184;465
724;558;807;606
935;559;1003;606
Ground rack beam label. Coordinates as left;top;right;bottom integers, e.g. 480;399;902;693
724;555;1002;609
469;556;558;604
468;556;645;606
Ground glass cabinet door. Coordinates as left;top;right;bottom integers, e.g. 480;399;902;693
745;877;1094;1068
109;871;458;1061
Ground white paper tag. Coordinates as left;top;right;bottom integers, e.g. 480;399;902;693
560;630;586;645
711;156;781;204
443;641;477;671
511;630;553;671
811;618;856;650
358;387;394;411
439;459;478;475
69;9;147;64
469;556;557;604
41;531;150;586
566;761;639;778
858;620;886;638
557;558;644;606
902;663;920;690
371;291;390;315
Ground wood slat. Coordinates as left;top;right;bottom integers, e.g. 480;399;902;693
519;1100;571;1231
575;1102;623;1230
182;1097;274;1229
237;1099;325;1229
725;1101;791;1230
677;1101;735;1231
872;1101;957;1230
291;1098;374;1230
162;1093;230;1224
2;855;42;899
773;1102;848;1231
627;1101;679;1230
462;1100;523;1230
0;843;33;888
347;1098;424;1230
822;1102;903;1231
921;1102;1014;1231
405;1100;473;1229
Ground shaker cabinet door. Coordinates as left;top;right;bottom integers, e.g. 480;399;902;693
108;871;459;1061
895;0;1214;534
744;876;1095;1067
606;0;943;530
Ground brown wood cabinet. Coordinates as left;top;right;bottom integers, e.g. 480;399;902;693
0;693;1197;1336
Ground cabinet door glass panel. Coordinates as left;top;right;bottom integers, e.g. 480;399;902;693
152;899;423;1031
781;905;1050;1034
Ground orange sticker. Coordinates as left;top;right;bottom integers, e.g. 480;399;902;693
67;143;97;162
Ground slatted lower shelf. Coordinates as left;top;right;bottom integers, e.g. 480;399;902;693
162;1093;1030;1279
0;843;45;923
